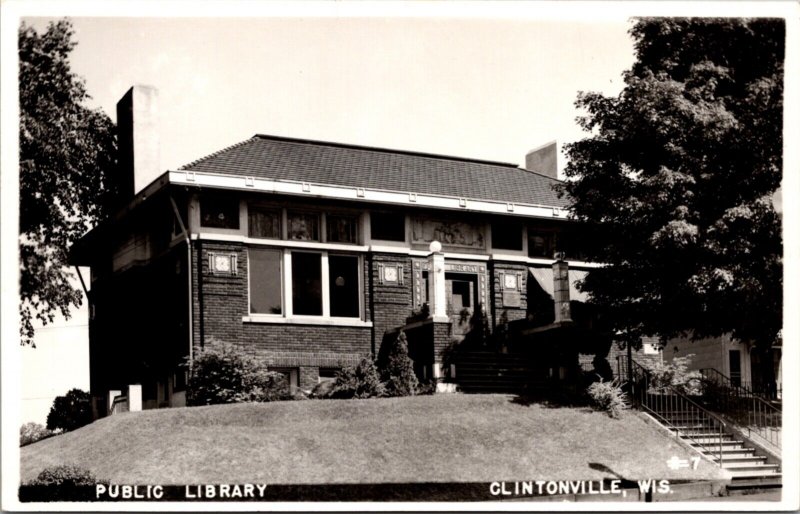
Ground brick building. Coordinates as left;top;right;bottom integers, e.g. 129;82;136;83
71;86;605;413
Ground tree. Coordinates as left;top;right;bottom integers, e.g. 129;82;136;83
380;331;419;397
19;20;117;345
46;388;93;432
560;18;783;368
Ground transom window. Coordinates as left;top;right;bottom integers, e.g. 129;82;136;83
200;194;240;229
248;207;281;239
528;230;556;259
492;221;523;251
287;211;320;241
370;212;406;242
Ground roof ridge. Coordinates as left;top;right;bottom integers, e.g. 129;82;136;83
252;133;521;168
178;136;257;170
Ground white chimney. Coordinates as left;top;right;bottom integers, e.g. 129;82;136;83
116;85;161;199
525;140;558;180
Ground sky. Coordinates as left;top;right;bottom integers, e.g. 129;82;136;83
25;16;636;180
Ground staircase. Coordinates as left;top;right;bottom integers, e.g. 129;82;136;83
619;358;781;492
655;407;781;490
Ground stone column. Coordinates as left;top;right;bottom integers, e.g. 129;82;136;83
427;241;448;322
552;254;572;323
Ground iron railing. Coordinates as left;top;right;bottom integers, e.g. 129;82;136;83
699;368;781;450
618;356;728;467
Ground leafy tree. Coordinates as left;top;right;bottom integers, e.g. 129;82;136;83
19;20;117;345
46;388;93;432
560;19;783;369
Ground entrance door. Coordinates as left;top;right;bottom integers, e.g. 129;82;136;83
446;272;478;336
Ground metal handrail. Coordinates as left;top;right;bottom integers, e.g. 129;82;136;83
700;368;781;405
619;356;727;466
699;368;781;450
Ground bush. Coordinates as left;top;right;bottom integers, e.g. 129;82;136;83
587;380;628;419
645;355;703;396
20;465;107;502
187;342;289;406
20;422;55;446
310;380;336;399
46;389;92;432
26;465;101;487
380;331;419;397
329;357;385;399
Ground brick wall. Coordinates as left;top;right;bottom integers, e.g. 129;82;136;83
490;261;529;325
370;253;414;353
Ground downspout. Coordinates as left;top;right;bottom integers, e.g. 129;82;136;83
74;266;90;301
169;195;193;367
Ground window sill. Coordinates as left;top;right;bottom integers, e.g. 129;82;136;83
242;315;373;328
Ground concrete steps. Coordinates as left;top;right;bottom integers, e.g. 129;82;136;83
651;410;781;492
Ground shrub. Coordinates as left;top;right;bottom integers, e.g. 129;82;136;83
645;355;703;396
46;389;93;432
380;331;419;397
21;465;107;502
587;380;628;419
310;380;336;399
329;357;385;399
187;342;289;406
26;465;101;487
20;422;55;446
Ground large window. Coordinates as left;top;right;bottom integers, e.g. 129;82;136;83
492;221;523;251
292;252;322;315
370;212;406;242
329;255;360;317
248;250;363;320
249;249;282;314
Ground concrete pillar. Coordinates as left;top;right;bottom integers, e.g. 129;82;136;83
128;384;143;412
427;241;448;322
552;255;572;323
107;390;121;416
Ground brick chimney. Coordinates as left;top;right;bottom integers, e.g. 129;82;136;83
525;140;558;179
116;85;161;201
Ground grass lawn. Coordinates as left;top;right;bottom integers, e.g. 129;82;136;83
21;394;725;485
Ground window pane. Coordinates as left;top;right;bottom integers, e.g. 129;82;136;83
248;207;281;239
370;212;406;241
326;215;357;244
200;195;240;229
492;221;523;250
528;231;554;258
292;252;322;315
329;255;360;318
287;212;320;241
249;249;282;314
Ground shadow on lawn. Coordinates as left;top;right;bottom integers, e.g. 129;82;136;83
509;391;593;411
588;463;641;492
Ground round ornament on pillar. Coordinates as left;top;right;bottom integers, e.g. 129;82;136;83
429;240;442;254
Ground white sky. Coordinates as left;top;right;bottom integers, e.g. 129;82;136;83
25;16;636;178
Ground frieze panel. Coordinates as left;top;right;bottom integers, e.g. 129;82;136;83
410;218;485;249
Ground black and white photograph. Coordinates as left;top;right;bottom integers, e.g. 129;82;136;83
1;1;797;510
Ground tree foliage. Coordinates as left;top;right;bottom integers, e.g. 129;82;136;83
560;18;783;351
46;388;93;432
19;20;117;345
